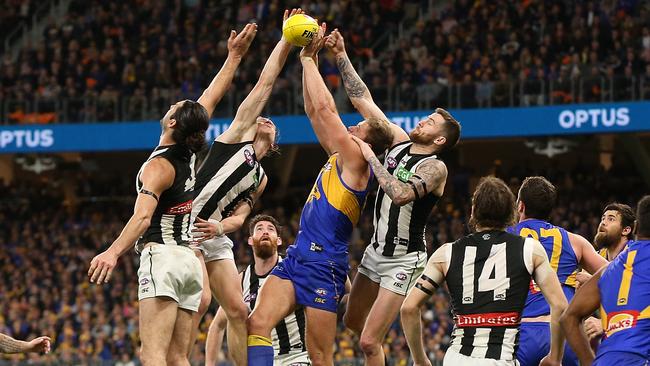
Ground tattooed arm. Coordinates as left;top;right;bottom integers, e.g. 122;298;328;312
0;333;51;354
351;136;447;206
325;29;409;146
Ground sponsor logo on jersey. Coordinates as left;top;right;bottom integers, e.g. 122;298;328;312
165;199;193;215
456;312;521;327
395;272;408;281
605;311;639;337
309;242;323;252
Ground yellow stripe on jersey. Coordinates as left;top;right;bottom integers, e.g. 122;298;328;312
541;227;563;272
565;271;578;287
599;248;608;260
601;304;608;331
639;305;650;319
617;250;637;306
319;155;362;225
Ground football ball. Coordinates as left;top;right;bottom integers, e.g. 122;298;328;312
282;14;319;47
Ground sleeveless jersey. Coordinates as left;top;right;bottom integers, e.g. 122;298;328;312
597;240;650;361
136;144;195;253
445;231;534;361
371;141;440;256
192;140;265;221
288;154;370;268
508;219;579;318
242;257;306;357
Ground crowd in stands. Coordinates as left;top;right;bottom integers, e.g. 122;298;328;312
0;152;645;365
1;0;650;124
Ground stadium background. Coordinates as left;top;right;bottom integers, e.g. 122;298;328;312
1;0;649;365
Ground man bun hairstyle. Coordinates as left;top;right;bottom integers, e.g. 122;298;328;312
170;100;209;153
471;176;516;230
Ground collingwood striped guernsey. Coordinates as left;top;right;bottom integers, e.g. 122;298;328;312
372;141;440;256
242;257;307;357
445;231;534;361
193;140;265;221
136;144;196;253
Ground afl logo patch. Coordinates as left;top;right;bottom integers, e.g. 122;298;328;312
315;288;328;296
244;149;255;167
395;272;408;281
140;278;150;286
387;157;398;168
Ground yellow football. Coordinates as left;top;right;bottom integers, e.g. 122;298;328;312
282;14;319;47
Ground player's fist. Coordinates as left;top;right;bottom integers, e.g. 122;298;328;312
584;316;603;340
300;22;326;59
575;270;592;289
325;28;346;56
539;355;561;366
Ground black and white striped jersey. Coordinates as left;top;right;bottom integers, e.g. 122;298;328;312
242;257;306;357
193;140;265;221
444;231;535;361
371;142;440;256
136;144;196;253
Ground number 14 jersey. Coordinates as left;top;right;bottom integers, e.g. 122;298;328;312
445;231;535;361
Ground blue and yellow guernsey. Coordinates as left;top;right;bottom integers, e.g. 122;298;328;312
596;240;650;361
508;219;579;318
288;154;370;269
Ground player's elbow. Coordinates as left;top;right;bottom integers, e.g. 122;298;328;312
559;307;579;332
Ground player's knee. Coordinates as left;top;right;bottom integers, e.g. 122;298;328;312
222;299;248;323
247;312;271;335
140;351;166;366
307;350;330;366
166;352;189;366
359;333;381;356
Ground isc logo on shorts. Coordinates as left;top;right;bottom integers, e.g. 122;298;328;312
314;298;326;304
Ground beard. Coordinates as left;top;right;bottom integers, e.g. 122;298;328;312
409;129;431;145
252;238;277;260
594;231;618;249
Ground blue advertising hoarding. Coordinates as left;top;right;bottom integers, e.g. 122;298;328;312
0;102;648;153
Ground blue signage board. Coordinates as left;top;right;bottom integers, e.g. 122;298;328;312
1;102;648;153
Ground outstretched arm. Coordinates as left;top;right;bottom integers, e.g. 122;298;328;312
218;9;300;144
197;23;257;117
350;135;447;205
326;29;409;146
301;24;366;171
88;158;173;284
0;334;51;354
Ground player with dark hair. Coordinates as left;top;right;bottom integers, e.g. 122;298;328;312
326;29;461;366
246;25;393;366
510;176;608;366
595;203;636;261
402;176;568;366
86;23;259;365
576;203;636;341
561;195;650;366
205;214;309;366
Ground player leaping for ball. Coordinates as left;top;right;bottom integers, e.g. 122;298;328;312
325;30;461;366
246;24;393;366
188;9;304;366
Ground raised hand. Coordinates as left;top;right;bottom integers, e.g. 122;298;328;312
228;23;258;59
325;28;346;56
192;217;224;243
283;8;304;23
300;22;327;59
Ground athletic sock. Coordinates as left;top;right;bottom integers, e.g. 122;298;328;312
247;334;274;366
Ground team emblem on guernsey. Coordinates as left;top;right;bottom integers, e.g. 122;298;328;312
605;310;639;337
387;157;397;168
244;149;255;167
